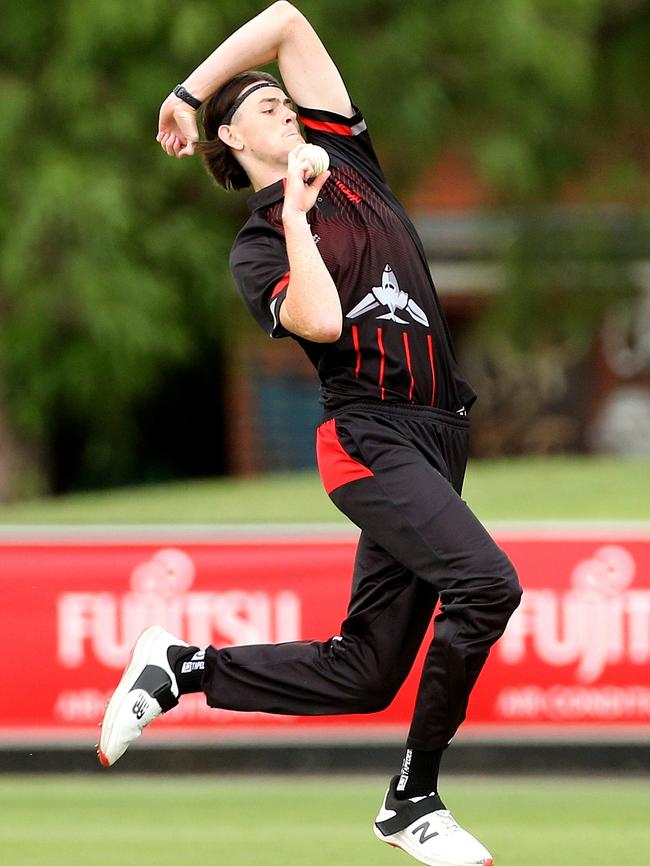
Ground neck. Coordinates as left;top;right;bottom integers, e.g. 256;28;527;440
249;164;287;192
238;149;291;192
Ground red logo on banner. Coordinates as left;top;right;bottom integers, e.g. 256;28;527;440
57;547;301;669
467;536;650;734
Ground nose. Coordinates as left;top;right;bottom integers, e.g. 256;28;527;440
283;106;298;124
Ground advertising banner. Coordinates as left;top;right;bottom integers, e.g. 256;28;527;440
1;528;649;745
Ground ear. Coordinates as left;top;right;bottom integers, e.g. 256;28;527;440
218;124;244;152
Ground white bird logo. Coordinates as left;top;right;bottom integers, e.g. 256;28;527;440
346;265;429;327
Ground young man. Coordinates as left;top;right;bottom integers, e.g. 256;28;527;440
99;5;522;865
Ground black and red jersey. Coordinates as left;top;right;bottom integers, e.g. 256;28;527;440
230;104;476;413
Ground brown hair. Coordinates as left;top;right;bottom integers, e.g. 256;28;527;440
197;70;282;191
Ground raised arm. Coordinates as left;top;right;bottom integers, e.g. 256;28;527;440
158;2;353;157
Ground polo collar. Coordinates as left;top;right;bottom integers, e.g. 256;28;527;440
247;178;286;211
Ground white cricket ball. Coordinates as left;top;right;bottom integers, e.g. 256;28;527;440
297;143;330;178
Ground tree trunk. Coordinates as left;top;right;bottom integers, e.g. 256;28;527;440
0;406;46;503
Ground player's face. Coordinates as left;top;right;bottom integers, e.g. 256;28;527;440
230;85;304;165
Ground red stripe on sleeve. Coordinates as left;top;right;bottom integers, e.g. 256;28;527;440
271;271;290;299
316;419;374;495
427;334;437;405
352;325;362;378
402;332;415;401
300;116;353;136
377;327;386;401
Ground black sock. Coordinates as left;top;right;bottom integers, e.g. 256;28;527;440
167;645;206;695
394;748;444;799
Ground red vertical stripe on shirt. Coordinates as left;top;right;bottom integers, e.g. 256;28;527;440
402;332;415;401
377;327;386;400
427;334;437;405
352;324;361;378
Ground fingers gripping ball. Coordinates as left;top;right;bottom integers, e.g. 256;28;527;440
296;144;330;178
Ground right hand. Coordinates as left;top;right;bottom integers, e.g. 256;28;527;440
156;92;200;159
282;145;331;219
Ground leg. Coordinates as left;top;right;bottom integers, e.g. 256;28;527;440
98;533;432;766
404;490;521;748
319;412;517;866
201;531;437;715
327;413;522;751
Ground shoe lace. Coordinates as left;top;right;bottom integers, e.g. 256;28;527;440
436;810;461;834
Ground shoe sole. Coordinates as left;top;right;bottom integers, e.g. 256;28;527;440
373;824;493;866
98;625;167;767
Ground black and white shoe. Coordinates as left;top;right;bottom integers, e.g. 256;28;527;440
374;776;494;866
98;626;188;767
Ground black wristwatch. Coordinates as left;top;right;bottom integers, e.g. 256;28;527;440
173;85;202;110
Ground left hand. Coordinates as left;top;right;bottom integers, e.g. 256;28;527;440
156;93;200;159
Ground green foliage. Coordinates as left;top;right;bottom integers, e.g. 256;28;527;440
0;0;240;487
0;0;648;496
300;0;609;194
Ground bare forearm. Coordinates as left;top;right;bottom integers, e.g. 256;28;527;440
182;2;296;102
281;215;342;343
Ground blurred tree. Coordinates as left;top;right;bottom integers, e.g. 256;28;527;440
0;0;237;497
0;0;648;498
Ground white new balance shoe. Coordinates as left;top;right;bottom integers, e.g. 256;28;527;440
98;625;188;767
374;776;494;866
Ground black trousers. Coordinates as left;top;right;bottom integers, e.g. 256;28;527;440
202;402;522;750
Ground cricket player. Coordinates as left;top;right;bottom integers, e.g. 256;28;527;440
99;5;522;865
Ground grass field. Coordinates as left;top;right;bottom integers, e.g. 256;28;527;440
2;775;649;866
0;456;648;524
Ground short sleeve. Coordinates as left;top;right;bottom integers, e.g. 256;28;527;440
230;226;291;339
296;103;387;186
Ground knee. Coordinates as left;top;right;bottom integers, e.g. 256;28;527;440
494;553;523;621
353;675;400;714
339;657;402;714
505;560;523;612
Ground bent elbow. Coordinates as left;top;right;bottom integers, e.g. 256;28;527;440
315;319;342;343
273;1;301;27
300;321;341;343
281;304;341;343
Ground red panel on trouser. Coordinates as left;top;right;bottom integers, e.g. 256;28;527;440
316;419;374;495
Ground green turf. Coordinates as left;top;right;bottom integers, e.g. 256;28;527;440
0;456;648;524
1;775;648;866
